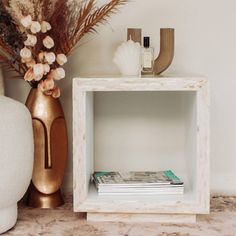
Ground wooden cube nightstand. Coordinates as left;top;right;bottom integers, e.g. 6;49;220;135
73;77;210;223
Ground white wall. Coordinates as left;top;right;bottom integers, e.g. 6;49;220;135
5;0;236;194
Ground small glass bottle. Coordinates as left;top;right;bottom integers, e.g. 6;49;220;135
141;37;154;75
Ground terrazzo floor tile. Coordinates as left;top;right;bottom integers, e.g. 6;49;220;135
3;195;236;236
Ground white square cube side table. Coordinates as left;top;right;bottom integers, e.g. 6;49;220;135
73;77;210;223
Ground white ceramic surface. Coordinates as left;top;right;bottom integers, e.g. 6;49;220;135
0;96;33;234
113;40;141;77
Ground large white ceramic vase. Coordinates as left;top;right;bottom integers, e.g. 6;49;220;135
0;96;33;234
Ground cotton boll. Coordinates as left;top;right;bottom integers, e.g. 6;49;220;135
20;15;32;28
30;21;41;34
38;78;56;96
56;54;68;66
24;34;37;47
34;74;43;81
41;21;52;33
38;74;61;98
45;80;55;91
20;47;32;60
45;52;56;64
44;77;55;90
26;59;36;68
38;80;46;92
52;86;61;98
21;57;32;64
43;64;50;75
38;52;45;62
33;63;44;77
43;36;54;49
24;68;34;81
52;68;65;80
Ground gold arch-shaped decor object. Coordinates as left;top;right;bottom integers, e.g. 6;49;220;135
154;28;175;75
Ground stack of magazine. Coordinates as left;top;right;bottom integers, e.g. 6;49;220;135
92;170;184;195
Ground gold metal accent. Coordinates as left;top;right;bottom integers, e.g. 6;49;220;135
27;183;64;209
127;28;142;44
154;28;175;75
26;88;68;208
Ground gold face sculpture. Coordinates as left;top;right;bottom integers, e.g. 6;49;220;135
26;88;68;208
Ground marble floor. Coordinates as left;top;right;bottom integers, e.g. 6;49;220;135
3;195;236;236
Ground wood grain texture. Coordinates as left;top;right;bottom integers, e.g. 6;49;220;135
73;76;210;222
73;82;87;210
73;76;207;92
154;28;175;75
127;28;142;44
196;80;210;213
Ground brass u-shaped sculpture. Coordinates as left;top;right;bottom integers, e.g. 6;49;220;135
154;28;175;75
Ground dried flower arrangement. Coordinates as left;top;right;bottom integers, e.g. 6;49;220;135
0;0;128;98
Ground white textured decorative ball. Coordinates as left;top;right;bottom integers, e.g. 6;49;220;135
113;39;141;77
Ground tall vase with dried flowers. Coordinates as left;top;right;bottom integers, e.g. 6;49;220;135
0;0;128;208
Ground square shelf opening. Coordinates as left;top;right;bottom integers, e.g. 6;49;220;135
95;91;196;169
85;91;197;202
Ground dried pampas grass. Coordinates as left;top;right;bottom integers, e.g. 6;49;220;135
0;0;129;79
0;1;26;75
49;0;128;54
7;0;35;25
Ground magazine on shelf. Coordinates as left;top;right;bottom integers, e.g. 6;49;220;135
98;190;184;195
92;170;184;195
96;186;184;195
